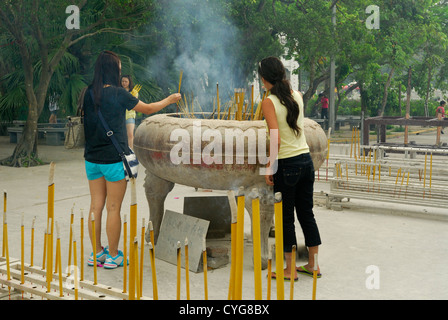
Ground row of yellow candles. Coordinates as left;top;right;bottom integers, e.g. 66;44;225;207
339;144;434;197
2;167;319;300
174;237;208;300
226;189;318;300
2;172;206;300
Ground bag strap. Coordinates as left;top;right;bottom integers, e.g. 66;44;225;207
77;87;88;117
89;89;126;157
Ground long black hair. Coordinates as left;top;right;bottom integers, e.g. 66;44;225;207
258;56;300;136
91;51;121;107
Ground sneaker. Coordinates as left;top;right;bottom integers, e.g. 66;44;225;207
104;250;126;269
87;246;108;267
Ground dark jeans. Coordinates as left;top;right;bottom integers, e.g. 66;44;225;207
273;153;322;252
321;108;328;119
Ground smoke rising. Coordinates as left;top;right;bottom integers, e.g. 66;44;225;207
147;0;243;111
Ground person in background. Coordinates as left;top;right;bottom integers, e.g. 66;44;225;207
121;75;138;149
436;100;446;134
436;100;446;118
83;51;181;269
48;93;60;123
320;93;329;120
258;56;322;281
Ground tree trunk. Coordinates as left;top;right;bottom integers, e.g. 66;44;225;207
404;66;412;145
379;66;395;116
424;63;432;117
1;101;40;167
0;36;53;167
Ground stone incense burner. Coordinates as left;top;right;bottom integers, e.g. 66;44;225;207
134;113;327;268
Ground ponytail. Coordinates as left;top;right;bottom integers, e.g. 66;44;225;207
258;57;301;136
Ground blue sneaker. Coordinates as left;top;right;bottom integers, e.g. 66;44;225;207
104;250;126;269
87;246;108;267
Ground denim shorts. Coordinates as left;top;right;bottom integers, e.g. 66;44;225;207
85;161;125;182
126;118;136;125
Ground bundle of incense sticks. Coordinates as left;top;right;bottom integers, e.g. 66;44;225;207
130;84;142;97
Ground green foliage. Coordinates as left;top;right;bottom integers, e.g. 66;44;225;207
1;0;447;126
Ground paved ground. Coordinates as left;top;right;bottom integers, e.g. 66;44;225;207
0;126;447;300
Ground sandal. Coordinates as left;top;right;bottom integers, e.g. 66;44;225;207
270;271;298;282
296;265;322;278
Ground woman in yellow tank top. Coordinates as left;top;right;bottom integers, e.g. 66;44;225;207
121;75;138;149
259;57;321;281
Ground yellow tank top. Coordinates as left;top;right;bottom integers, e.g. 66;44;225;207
125;92;138;120
267;91;309;159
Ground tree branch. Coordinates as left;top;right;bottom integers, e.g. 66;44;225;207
68;27;133;47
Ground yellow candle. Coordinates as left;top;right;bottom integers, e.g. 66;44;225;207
185;238;190;300
3;213;9;280
30;216;35;266
140;218;145;298
134;238;140;300
129;179;137;300
47;163;55;275
274;192;284;300
42;228;47;269
267;245;273;300
73;233;78;300
148;242;158;300
235;192;245;299
80;210;84;281
46;218;52;293
251;190;262;300
91;213;98;285
227;190;237;300
176;241;181;300
203;238;208;300
149;221;155;248
290;245;296;300
123;214;127;294
312;253;318;300
3;213;10;297
56;222;63;297
21;214;24;285
2;191;6;258
67;210;74;276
